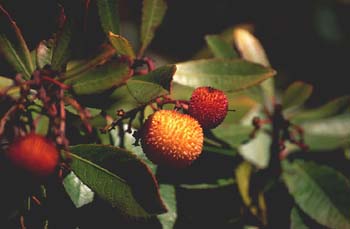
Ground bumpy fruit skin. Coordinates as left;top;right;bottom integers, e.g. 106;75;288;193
188;86;228;129
6;133;59;178
141;110;204;168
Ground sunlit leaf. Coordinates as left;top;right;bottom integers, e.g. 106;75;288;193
140;0;167;56
0;6;34;79
238;131;271;169
174;59;276;92
282;159;350;229
36;39;54;69
63;172;95;208
109;32;135;58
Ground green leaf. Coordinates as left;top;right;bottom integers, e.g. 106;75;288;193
233;26;274;111
212;125;254;148
109;32;135;58
63;172;94;208
290;207;310;229
65;44;116;78
0;6;34;79
173;59;276;92
291;96;350;123
205;35;238;59
282;159;350;229
301;114;350;151
282;81;313;110
51;18;72;71
0;76;19;99
36;40;54;69
157;184;177;229
106;65;175;115
202;145;237;157
235;161;254;208
126;64;175;103
180;178;235;190
140;0;167;56
96;0;120;35
70;144;167;218
65;61;131;95
0;75;13;88
238;131;271;169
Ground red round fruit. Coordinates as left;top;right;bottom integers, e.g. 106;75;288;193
188;86;228;129
141;110;204;168
6;133;59;178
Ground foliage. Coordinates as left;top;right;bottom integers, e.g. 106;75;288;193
0;1;349;228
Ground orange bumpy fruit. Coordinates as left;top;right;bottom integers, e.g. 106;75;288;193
6;133;59;178
141;110;204;168
188;86;228;129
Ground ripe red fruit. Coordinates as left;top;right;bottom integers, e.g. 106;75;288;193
188;86;228;129
141;110;204;168
6;133;59;178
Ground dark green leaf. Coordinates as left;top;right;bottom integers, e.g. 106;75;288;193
238;131;271;168
180;178;235;190
205;35;238;59
173;59;276;92
51;18;72;71
106;65;175;115
96;0;120;35
65;45;116;78
291;96;350;123
63;172;94;208
282;159;350;229
282;81;313;110
65;61;131;95
290;207;310;229
140;0;167;56
109;32;135;58
36;39;54;69
157;184;177;229
202;145;237;157
0;6;34;79
126;64;175;102
70;144;167;217
302;114;350;151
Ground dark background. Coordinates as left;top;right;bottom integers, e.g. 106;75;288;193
1;0;349;106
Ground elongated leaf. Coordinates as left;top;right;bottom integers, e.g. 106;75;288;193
302;114;350;151
235;161;254;208
63;172;94;208
238;131;271;169
0;75;19;99
96;0;120;35
0;6;34;79
282;159;350;229
0;75;13;88
212;125;254;148
233;27;274;111
65;44;116;78
180;178;235;190
173;59;276;92
70;144;167;217
157;184;177;229
290;207;310;229
36;39;54;69
140;0;167;56
51;18;72;71
109;32;135;58
291;96;350;123
205;35;238;59
65;61;131;95
282;81;313;110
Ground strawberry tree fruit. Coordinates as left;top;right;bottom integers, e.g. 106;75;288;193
141;110;204;168
188;86;228;129
6;133;60;178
